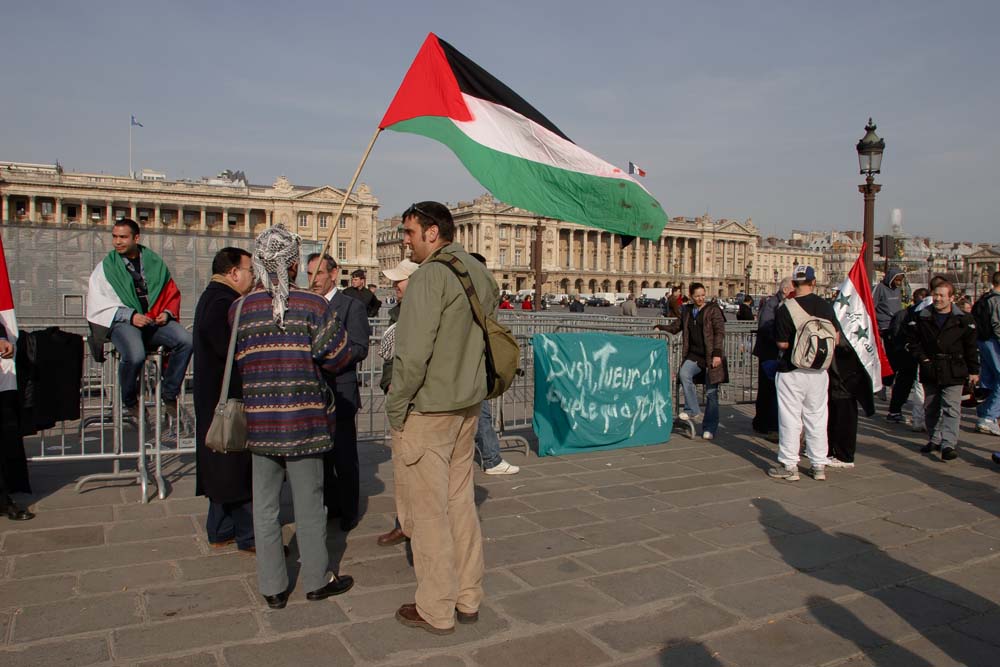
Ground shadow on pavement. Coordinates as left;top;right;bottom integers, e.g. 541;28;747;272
753;498;999;666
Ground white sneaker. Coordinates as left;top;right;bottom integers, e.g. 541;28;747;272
679;411;702;424
702;431;714;440
811;466;826;481
485;460;520;475
826;458;855;469
976;420;1000;436
767;465;799;481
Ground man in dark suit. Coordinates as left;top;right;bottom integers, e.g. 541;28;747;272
307;253;371;531
192;247;255;550
342;269;382;318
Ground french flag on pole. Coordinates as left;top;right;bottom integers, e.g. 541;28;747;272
131;115;143;127
627;161;646;177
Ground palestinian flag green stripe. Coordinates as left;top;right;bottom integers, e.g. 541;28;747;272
100;247;170;313
393;115;663;238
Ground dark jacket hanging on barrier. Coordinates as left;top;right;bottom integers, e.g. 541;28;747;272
15;327;84;435
1;321;30;494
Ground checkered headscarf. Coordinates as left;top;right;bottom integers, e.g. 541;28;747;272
252;224;301;329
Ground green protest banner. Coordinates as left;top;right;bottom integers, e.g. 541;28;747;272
532;333;672;456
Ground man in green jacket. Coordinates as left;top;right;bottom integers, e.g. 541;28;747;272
387;201;499;635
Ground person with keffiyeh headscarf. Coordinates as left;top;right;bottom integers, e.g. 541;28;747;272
231;224;360;609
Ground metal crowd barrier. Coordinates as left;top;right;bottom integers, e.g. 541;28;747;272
23;314;760;500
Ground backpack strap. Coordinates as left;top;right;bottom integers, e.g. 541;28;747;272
784;298;808;327
430;252;491;344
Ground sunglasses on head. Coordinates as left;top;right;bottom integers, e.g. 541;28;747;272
403;203;443;228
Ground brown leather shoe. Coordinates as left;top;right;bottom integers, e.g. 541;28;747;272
377;527;408;547
456;608;479;624
395;603;454;635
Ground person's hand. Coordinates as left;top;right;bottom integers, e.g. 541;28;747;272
969;374;980;385
711;356;722;369
154;312;169;326
0;339;13;359
131;313;153;327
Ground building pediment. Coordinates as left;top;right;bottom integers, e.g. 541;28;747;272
966;247;1000;259
294;185;351;203
715;219;758;236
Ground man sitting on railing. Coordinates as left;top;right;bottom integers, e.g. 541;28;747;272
86;219;192;422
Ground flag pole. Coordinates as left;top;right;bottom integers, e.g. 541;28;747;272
129;116;133;179
310;127;383;289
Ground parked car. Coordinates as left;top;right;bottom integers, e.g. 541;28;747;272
635;297;658;309
586;297;611;307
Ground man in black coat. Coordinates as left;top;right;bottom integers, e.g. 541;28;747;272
905;280;980;461
0;321;32;521
307;254;371;532
342;269;382;318
752;278;793;439
193;247;255;550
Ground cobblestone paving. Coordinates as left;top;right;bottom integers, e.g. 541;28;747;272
2;405;998;666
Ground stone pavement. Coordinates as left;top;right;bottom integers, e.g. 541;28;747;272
1;405;998;667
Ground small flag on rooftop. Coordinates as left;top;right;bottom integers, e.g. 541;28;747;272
130;115;143;128
628;161;646;177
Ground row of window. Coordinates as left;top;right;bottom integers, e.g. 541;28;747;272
298;213;348;230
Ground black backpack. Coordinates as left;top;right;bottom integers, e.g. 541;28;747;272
972;291;998;342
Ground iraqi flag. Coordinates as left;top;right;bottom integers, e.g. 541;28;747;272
832;244;893;392
86;247;181;331
379;33;668;240
0;234;18;392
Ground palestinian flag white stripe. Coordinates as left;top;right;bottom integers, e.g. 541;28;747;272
458;95;647;187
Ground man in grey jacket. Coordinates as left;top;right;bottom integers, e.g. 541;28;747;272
387;201;499;635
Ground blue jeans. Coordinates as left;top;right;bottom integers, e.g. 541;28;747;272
679;359;719;433
474;401;503;469
109;320;193;407
978;338;1000;421
207;500;255;549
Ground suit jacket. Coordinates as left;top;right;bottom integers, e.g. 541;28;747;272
325;290;371;406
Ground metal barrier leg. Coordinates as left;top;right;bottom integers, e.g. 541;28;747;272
74;352;151;501
495;398;530;456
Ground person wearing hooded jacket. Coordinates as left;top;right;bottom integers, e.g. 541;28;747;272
873;267;906;345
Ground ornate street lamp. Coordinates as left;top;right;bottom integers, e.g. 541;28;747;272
857;118;885;282
744;260;753;294
926;253;935;287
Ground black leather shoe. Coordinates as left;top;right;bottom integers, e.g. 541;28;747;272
2;503;34;521
263;591;289;609
920;442;938;454
942;447;958;461
307;574;354;600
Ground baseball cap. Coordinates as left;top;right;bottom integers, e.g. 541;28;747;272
382;259;420;282
792;265;816;282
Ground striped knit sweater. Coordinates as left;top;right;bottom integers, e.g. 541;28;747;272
231;287;351;457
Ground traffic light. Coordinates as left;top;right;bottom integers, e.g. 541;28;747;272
874;235;895;258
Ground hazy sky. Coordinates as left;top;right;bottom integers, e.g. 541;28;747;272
4;1;998;241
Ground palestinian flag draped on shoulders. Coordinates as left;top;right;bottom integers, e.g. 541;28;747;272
832;245;893;393
86;246;181;332
379;33;667;240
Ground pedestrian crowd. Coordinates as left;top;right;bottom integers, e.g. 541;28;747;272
1;213;998;640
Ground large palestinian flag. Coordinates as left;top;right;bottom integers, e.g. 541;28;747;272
832;245;893;392
0;234;18;392
380;33;667;240
86;247;181;330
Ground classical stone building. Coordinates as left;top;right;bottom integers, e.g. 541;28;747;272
755;239;825;292
0;160;380;276
377;193;762;298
